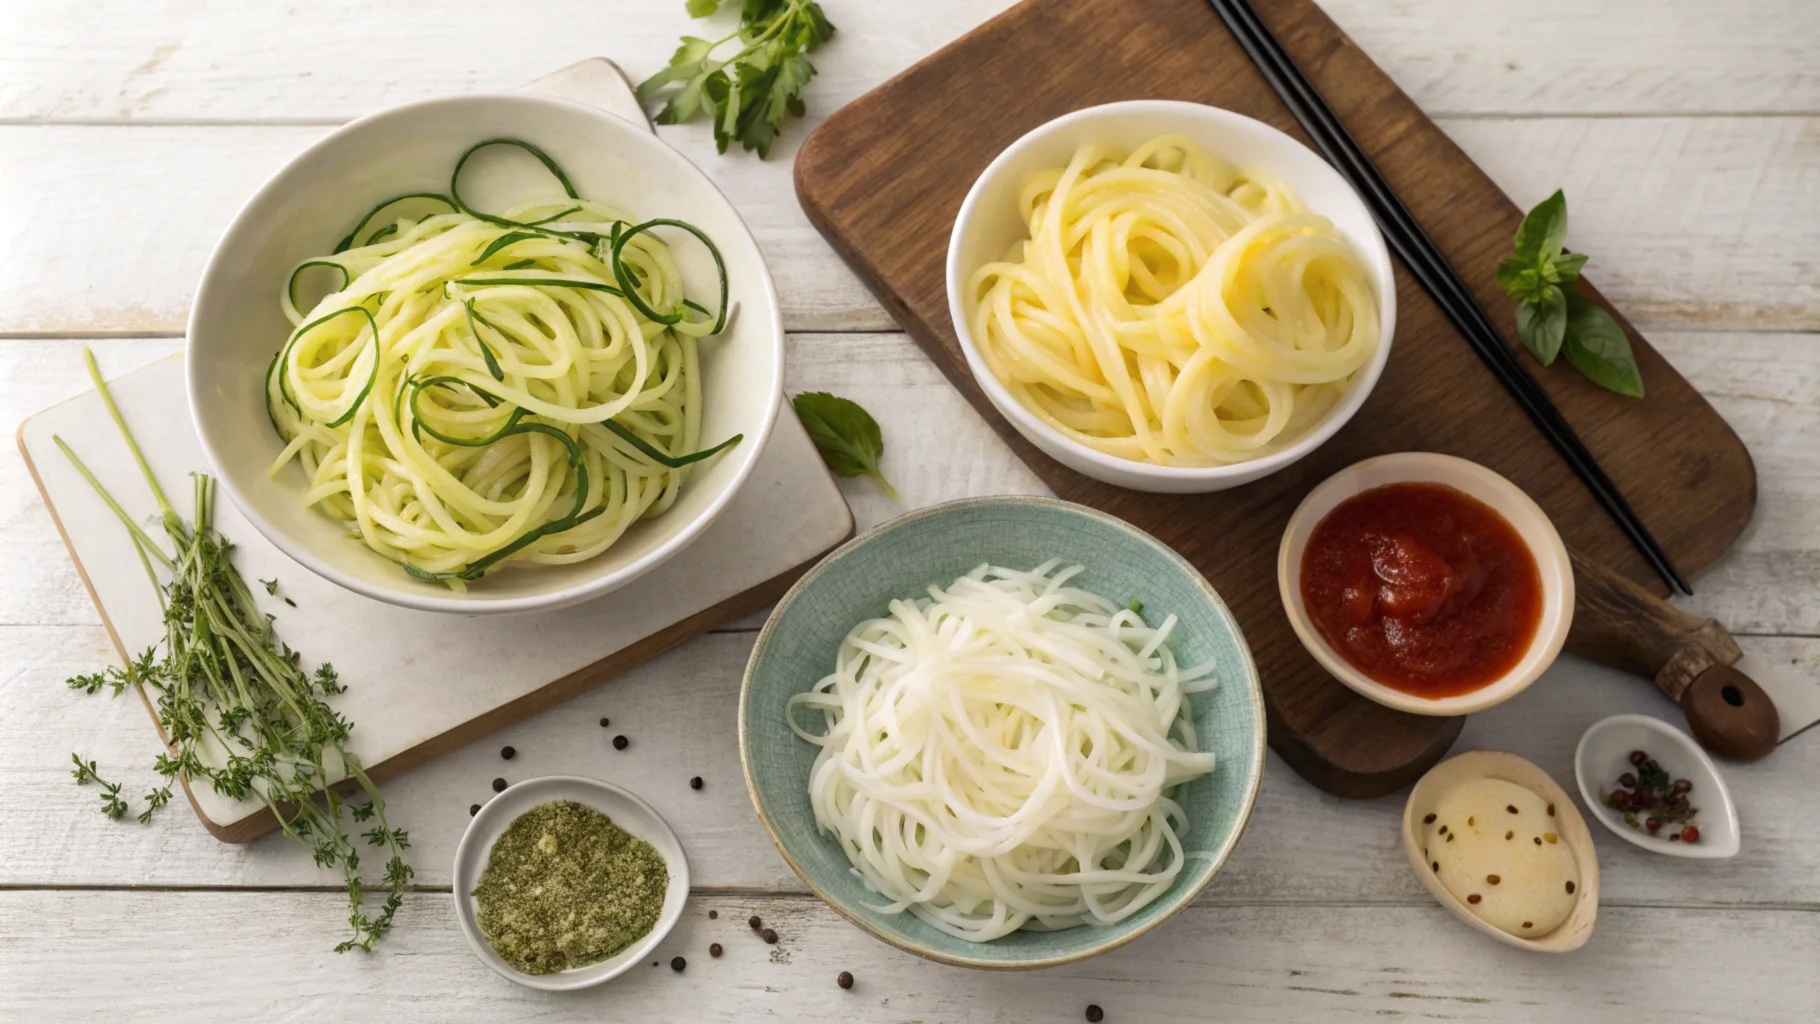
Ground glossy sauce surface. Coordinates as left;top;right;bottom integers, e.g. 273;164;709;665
1299;482;1543;698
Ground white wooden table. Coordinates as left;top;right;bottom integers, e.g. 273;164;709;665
3;2;1817;1020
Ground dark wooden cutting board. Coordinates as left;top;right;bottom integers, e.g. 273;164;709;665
793;0;1755;797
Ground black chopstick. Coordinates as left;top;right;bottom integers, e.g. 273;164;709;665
1207;0;1693;595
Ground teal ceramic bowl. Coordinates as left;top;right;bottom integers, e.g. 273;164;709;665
738;496;1266;969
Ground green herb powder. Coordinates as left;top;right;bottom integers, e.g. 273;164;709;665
472;800;668;974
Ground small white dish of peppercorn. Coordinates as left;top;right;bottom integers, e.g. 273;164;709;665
1574;715;1740;860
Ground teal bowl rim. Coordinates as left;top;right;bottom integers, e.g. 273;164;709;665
737;494;1267;970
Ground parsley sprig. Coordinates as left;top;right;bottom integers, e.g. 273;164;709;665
638;0;837;157
1498;190;1643;397
58;349;411;952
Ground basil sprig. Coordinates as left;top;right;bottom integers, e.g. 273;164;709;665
1498;190;1643;397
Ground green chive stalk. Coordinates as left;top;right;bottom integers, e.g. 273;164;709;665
59;349;411;951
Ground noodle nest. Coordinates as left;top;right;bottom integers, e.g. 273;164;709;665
787;560;1218;942
966;133;1380;467
265;140;739;586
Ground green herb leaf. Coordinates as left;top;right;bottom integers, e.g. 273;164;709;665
1500;190;1643;396
1562;291;1645;397
1512;189;1567;265
1551;252;1588;283
639;0;835;158
1496;255;1546;303
260;577;279;595
792;391;897;497
1515;286;1567;366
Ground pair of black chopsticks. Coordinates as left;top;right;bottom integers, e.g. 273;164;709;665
1205;0;1692;596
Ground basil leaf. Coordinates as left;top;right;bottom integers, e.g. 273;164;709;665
1515;286;1567;366
1496;255;1537;300
793;391;897;497
1551;252;1588;283
1513;189;1568;264
1562;291;1644;397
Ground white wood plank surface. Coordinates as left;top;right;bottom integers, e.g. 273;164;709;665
1;0;1813;122
4;890;1816;1022
5;0;1819;1019
2;116;1815;336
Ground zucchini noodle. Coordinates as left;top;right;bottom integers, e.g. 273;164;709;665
265;140;739;586
966;134;1379;467
786;560;1218;942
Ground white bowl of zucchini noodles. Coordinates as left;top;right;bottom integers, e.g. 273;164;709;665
187;94;783;613
947;101;1396;493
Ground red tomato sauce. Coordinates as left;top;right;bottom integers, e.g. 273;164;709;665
1299;482;1543;699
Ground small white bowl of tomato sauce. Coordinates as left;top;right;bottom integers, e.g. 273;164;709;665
1278;452;1574;717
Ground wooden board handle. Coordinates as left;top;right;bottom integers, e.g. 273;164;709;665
1567;548;1778;760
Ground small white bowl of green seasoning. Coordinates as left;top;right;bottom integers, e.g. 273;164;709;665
453;776;690;990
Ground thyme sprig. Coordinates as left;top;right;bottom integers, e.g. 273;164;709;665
59;349;412;951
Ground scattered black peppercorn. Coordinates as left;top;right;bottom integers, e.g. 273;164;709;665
1086;1005;1105;1023
470;803;481;816
1566;880;1576;894
837;970;854;990
1422;813;1436;824
761;928;778;944
690;776;704;790
671;956;686;972
708;910;718;920
613;735;629;751
749;915;763;931
600;717;611;727
709;943;723;958
492;777;507;793
500;745;516;760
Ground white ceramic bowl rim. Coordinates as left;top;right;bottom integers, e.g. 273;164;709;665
1277;452;1575;716
944;99;1398;487
186;92;783;615
451;774;690;990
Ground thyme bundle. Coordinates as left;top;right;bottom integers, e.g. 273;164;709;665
59;350;411;952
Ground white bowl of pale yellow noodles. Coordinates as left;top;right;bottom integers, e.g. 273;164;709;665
948;101;1396;493
188;95;783;614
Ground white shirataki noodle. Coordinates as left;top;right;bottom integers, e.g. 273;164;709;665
786;559;1220;942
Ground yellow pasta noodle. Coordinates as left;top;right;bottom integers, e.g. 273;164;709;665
965;134;1379;467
